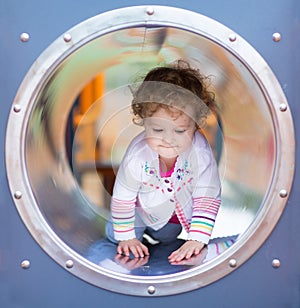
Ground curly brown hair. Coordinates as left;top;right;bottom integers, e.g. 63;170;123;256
131;60;215;127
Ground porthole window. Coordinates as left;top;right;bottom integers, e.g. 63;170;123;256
5;6;294;296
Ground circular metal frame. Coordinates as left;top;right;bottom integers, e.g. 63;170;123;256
5;5;295;296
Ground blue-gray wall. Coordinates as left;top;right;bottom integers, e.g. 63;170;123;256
1;1;299;307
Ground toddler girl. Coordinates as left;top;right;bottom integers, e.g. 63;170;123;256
106;60;221;264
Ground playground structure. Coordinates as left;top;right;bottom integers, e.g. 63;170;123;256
1;2;299;307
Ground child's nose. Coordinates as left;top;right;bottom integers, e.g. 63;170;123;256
162;131;175;143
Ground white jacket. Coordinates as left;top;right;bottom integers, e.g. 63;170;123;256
111;130;221;244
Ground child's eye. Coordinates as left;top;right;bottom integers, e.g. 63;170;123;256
175;129;186;134
153;128;163;133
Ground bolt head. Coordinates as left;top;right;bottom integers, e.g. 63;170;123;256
279;189;288;198
229;33;237;42
279;103;287;112
146;7;154;15
229;258;237;268
21;260;31;269
13;104;21;113
272;259;281;268
14;191;22;199
273;32;281;42
147;285;156;294
20;32;30;42
63;33;72;43
66;259;74;268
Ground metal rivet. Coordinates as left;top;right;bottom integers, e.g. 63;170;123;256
272;32;281;42
63;33;72;43
14;191;22;199
21;260;31;269
147;285;156;295
20;32;30;42
66;260;74;269
279;103;287;112
279;189;288;198
229;258;237;268
13;104;21;113
272;259;281;268
146;7;154;15
229;33;237;42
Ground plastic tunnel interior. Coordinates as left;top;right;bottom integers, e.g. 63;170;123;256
25;26;274;251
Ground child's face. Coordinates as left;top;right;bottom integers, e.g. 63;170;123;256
144;107;196;159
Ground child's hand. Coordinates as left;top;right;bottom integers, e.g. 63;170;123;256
114;253;149;270
168;240;205;264
117;238;149;258
169;246;208;266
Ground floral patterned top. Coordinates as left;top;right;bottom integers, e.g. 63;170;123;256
111;130;221;244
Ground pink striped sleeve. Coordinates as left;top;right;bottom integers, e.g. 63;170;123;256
188;197;221;244
111;197;136;241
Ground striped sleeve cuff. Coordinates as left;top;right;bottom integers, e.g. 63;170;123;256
188;197;221;244
111;197;136;241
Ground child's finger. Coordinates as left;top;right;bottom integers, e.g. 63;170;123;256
133;245;144;258
168;250;178;261
117;245;124;255
129;245;140;258
168;250;183;262
183;249;193;260
141;244;149;256
123;245;131;256
134;243;149;258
